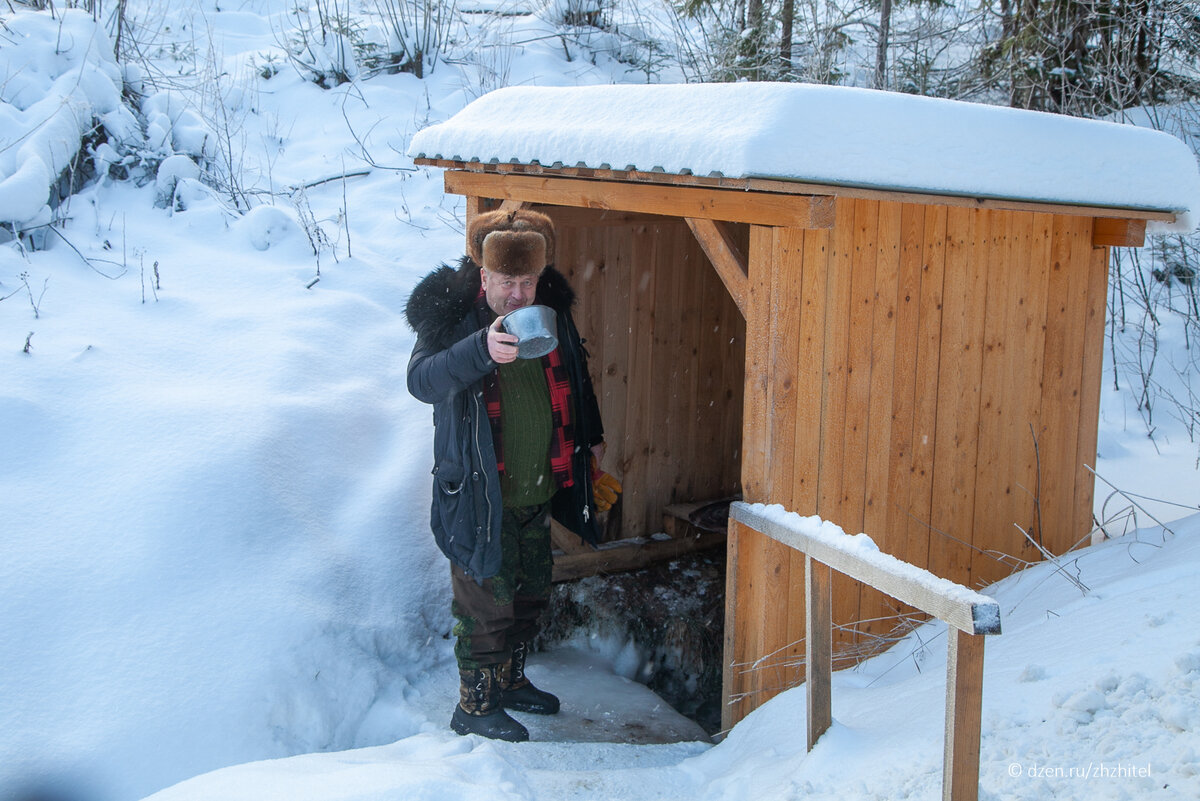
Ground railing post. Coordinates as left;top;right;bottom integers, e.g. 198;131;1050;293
805;555;833;750
943;628;986;801
729;502;1000;796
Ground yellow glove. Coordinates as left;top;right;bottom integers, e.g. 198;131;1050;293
591;456;622;512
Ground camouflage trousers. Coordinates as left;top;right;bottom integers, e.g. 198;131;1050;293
451;502;553;670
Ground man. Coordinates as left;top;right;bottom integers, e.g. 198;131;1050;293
405;208;615;742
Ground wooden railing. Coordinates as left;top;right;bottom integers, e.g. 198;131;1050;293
729;502;1002;801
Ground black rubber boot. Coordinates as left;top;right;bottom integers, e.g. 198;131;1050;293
450;665;529;742
500;641;560;715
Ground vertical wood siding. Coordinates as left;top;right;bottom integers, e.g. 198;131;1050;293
726;198;1110;727
547;211;746;541
457;181;1122;738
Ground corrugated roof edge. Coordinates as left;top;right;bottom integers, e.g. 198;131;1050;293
410;155;1179;224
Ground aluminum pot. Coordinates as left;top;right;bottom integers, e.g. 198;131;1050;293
502;304;559;359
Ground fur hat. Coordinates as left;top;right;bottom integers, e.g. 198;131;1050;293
467;208;556;275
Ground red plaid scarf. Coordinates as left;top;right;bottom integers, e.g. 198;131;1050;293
480;300;576;490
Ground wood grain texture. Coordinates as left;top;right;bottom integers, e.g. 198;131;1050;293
1092;217;1146;247
928;207;986;584
806;556;833;750
685;217;749;316
943;629;986;801
446;171;837;228
1075;238;1110;543
424;159;1176;222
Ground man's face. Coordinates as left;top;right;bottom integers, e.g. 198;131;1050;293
480;268;538;316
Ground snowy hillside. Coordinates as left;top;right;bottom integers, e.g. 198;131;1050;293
139;514;1200;801
1;3;1198;801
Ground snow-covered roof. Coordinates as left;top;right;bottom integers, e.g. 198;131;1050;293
409;83;1200;232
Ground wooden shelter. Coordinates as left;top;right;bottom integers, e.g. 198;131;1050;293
409;83;1200;731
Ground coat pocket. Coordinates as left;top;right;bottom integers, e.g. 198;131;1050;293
431;461;477;568
433;461;465;495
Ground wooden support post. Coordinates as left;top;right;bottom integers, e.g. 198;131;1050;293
721;519;745;733
943;629;986;801
806;555;833;750
464;196;494;234
684;217;749;317
464;196;488;218
730;504;997;796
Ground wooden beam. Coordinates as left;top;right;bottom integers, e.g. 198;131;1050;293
550;518;591;555
806;556;833;750
416;158;1179;224
1092;217;1146;248
943;629;986;801
685;217;749;317
533;207;676;228
551;530;726;583
444;170;836;229
729;503;1001;635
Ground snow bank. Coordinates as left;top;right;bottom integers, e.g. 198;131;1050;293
409;83;1200;231
122;514;1200;801
1;11;469;797
0;177;452;799
0;9;139;228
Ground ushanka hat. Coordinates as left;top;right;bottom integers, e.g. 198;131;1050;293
467;208;556;276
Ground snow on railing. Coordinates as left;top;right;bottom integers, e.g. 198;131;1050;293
729;501;1002;801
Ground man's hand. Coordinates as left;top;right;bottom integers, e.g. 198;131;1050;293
591;453;622;513
487;315;520;364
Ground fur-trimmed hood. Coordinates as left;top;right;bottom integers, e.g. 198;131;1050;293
404;256;577;345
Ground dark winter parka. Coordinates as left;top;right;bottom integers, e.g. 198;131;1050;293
405;256;604;581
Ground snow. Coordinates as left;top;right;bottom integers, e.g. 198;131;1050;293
408;83;1200;232
0;9;138;225
129;517;1200;801
736;501;1000;615
1;4;1198;801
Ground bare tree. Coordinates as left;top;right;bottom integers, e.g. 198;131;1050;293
780;0;795;74
876;0;892;88
986;0;1200;115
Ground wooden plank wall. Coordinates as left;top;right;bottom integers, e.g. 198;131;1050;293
545;208;746;540
726;197;1110;727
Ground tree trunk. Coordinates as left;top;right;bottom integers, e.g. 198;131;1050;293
747;0;764;28
747;0;764;78
780;0;795;76
1000;0;1015;40
875;0;892;89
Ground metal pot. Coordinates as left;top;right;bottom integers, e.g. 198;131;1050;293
502;304;559;359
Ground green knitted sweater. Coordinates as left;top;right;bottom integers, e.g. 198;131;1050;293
497;356;554;507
